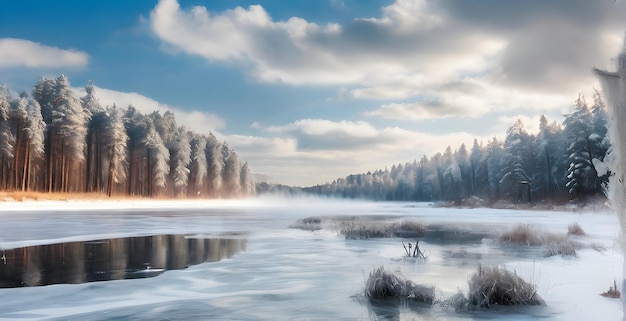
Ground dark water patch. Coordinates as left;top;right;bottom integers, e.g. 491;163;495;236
421;224;494;245
0;234;246;288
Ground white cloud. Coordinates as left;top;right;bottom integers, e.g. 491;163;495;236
148;0;611;122
0;38;88;68
82;86;226;133
143;0;626;185
149;0;502;86
238;119;488;185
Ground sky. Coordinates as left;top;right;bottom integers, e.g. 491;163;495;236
1;0;626;187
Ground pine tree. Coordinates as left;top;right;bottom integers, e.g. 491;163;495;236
222;143;241;197
564;94;599;198
189;134;207;196
103;106;128;196
0;85;13;189
23;96;45;191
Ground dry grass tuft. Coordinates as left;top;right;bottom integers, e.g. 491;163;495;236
439;292;469;312
541;233;579;257
289;216;322;231
336;220;425;239
499;224;543;246
365;266;435;303
467;265;544;308
392;220;426;238
567;222;586;236
499;223;579;257
339;221;390;239
600;280;621;299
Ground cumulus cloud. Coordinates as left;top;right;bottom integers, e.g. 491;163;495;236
365;78;571;121
149;0;502;86
241;118;486;185
148;0;623;121
80;86;226;133
0;38;88;68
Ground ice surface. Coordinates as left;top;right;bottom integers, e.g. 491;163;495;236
0;198;621;320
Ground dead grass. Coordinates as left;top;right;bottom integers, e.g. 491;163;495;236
289;216;322;231
499;223;579;257
498;224;543;246
600;280;621;299
365;266;435;303
567;222;586;236
393;220;426;238
467;265;544;308
335;220;426;239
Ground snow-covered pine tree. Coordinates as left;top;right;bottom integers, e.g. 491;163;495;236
499;119;536;202
146;124;170;196
189;134;207;196
486;137;504;200
564;94;600;198
222;143;241;197
0;85;14;190
23;96;45;191
9;93;30;190
240;161;254;196
103;105;128;196
170;127;191;197
82;82;106;192
205;133;223;197
50;75;88;192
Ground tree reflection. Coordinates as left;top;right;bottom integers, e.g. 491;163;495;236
0;234;246;288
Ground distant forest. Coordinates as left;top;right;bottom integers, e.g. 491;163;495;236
0;75;254;198
299;90;611;205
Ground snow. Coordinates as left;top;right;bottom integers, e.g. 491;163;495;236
0;198;622;320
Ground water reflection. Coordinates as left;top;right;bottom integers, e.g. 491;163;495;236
0;234;246;288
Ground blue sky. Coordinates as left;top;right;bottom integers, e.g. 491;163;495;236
1;0;626;186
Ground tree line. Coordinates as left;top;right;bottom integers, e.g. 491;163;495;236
0;75;254;198
302;90;611;204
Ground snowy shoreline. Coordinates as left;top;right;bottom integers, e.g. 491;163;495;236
0;198;264;212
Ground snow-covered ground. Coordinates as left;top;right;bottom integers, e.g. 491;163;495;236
0;198;622;320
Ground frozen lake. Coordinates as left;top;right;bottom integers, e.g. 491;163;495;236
0;198;622;320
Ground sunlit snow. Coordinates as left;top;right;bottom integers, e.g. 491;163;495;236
0;198;621;320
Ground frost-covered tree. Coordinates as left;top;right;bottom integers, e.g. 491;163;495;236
564;94;601;198
48;75;88;192
205;134;223;197
146;125;169;195
31;77;56;125
151;111;177;145
590;89;611;190
169;127;191;196
499;120;536;202
222;144;241;197
103;106;128;196
9;93;30;190
485;137;504;200
189;134;207;196
534;115;567;201
82;83;107;192
23;96;45;191
455;143;470;199
0;76;251;199
0;85;13;189
469;139;488;198
240;162;254;197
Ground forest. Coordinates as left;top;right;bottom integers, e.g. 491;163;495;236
0;75;254;198
302;90;612;205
